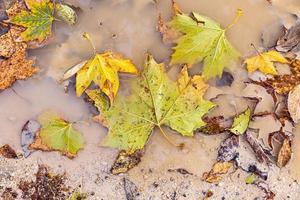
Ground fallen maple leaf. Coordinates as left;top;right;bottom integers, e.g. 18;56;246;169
10;0;55;42
245;50;288;75
0;47;37;90
161;7;241;79
229;107;251;135
30;112;84;158
87;55;215;150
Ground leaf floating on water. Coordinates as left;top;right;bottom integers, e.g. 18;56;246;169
30;112;84;158
230;107;251;135
163;7;241;79
111;150;143;175
21;120;40;158
87;55;215;150
75;49;138;103
277;138;292;168
288;84;300;123
55;3;77;25
202;161;232;183
0;47;37;90
245;50;288;75
10;0;55;42
0;144;18;159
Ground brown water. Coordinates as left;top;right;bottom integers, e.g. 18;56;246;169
1;0;300;199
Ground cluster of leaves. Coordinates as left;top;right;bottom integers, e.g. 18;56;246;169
0;0;76;89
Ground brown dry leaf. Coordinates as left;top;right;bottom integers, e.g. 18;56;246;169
277;138;292;168
265;59;300;94
0;47;37;90
202;161;232;183
288;84;300;123
0;144;18;158
111;150;143;175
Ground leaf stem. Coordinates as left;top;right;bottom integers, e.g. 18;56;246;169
158;125;183;148
83;32;96;55
250;43;262;56
225;9;243;31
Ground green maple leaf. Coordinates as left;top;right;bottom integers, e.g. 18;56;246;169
229;107;251;135
34;112;85;158
87;55;215;150
168;11;241;79
10;0;54;42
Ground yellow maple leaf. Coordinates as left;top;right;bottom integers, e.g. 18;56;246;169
245;50;288;75
76;51;138;102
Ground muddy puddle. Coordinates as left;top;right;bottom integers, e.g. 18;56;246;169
1;0;300;199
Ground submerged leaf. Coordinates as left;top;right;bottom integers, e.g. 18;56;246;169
75;51;138;103
55;4;77;25
30;112;84;158
21;120;40;157
10;0;54;42
230;108;251;135
276;21;300;55
245;50;288;75
165;9;241;79
87;55;215;150
217;135;239;162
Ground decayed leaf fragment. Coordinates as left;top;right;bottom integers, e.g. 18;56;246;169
277;138;292;168
87;55;215;150
276;21;300;55
111;150;143;174
73;51;138;103
30;112;84;158
0;47;37;90
288;84;300;123
10;0;54;42
245;50;288;75
162;7;241;79
229;107;251;135
202;161;232;183
0;144;18;158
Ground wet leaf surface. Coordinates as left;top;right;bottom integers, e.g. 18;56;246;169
276;21;300;55
21;120;40;158
111;150;143;175
217;135;239;162
230;108;251;135
123;178;140;200
87;55;214;150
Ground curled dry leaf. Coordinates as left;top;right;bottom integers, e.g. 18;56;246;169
276;21;300;56
202;161;232;183
245;129;272;164
30;112;84;158
217;135;239;162
160;5;241;79
21;120;40;157
288;84;300;123
0;47;37;90
111;150;143;175
245;50;288;75
0;144;18;158
87;55;215;150
277;138;292;168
